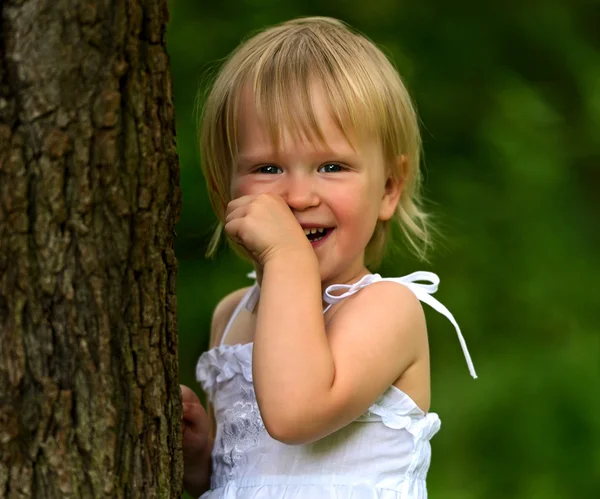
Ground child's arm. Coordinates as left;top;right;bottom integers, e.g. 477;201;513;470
182;288;250;495
225;193;427;445
257;258;426;444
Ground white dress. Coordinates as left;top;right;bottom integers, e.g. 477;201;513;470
196;272;477;499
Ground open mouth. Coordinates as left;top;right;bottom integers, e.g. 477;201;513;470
303;227;331;243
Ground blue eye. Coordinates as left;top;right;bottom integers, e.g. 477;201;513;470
319;163;343;173
256;165;282;174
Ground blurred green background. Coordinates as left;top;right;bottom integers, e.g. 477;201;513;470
167;1;599;497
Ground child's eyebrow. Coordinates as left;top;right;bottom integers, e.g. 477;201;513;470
237;149;359;168
235;154;275;170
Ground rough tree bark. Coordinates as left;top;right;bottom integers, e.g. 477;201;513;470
0;0;183;497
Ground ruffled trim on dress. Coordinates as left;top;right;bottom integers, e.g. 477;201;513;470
197;344;440;442
357;388;441;441
196;344;253;400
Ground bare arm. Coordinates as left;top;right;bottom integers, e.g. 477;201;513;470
254;254;427;444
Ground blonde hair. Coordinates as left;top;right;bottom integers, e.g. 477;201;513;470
199;16;432;265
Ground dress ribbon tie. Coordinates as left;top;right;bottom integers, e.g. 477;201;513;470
323;272;477;379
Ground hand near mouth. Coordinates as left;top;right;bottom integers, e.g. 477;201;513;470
225;193;316;267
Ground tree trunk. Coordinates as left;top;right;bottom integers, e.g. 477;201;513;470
0;0;182;497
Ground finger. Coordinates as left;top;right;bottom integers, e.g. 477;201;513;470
180;385;201;405
225;204;249;225
224;216;260;249
182;401;210;434
226;195;254;215
182;419;209;455
223;218;246;245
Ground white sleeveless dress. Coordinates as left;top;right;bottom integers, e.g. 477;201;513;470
196;272;476;499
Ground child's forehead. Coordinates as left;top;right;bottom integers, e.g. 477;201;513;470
236;82;367;156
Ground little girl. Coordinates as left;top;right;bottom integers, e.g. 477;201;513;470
181;16;477;499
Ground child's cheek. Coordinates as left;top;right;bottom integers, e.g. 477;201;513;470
335;189;369;217
334;189;379;237
231;176;265;199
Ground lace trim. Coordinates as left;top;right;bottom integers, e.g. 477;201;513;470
212;383;265;484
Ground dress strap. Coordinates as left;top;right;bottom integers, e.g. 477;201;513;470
323;272;478;379
245;271;260;311
220;279;260;347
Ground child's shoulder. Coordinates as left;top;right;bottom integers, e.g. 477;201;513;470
327;278;428;357
209;287;253;348
328;278;427;349
333;277;425;323
361;278;424;320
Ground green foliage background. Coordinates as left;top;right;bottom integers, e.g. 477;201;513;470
167;1;599;497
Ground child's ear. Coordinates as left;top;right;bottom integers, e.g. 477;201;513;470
378;155;406;221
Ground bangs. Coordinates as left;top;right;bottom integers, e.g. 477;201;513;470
224;24;389;157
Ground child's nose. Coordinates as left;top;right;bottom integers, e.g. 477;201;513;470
281;176;319;211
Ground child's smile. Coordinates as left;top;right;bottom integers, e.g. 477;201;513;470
231;84;402;288
302;226;329;244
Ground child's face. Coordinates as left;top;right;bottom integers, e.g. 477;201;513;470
231;85;400;286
